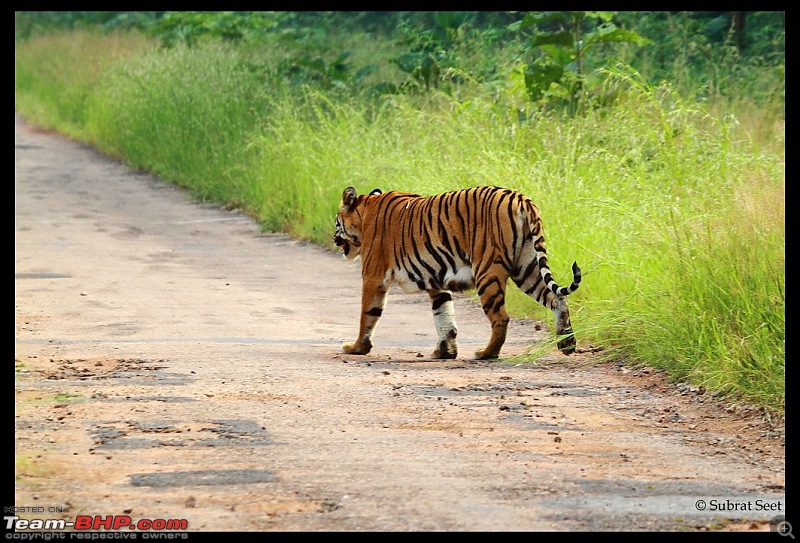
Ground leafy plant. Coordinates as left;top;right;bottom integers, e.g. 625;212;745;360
508;11;650;109
15;11;161;41
149;11;285;47
278;51;377;92
387;12;479;91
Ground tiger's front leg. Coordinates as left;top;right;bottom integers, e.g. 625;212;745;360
428;290;458;359
342;280;388;355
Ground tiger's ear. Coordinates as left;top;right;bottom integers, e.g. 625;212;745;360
341;186;358;211
369;188;382;196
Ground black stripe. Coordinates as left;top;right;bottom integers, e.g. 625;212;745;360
521;259;537;281
477;276;502;297
410;233;439;281
431;292;453;310
424;239;454;288
525;274;543;295
493;296;505;313
482;291;501;313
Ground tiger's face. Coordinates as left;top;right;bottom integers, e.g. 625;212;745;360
334;186;378;260
333;207;362;260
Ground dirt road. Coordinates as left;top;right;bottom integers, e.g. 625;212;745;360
14;114;785;533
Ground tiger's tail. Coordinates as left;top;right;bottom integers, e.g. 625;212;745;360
524;200;581;297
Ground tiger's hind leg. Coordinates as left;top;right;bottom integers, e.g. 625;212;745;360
511;246;577;355
343;281;388;355
474;264;510;360
428;290;458;359
553;296;576;354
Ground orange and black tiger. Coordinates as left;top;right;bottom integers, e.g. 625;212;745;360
333;185;581;359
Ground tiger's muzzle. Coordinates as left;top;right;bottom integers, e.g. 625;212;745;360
333;234;359;257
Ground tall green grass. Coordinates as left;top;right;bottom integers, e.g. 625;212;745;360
86;41;274;203
14;30;784;415
631;176;785;409
14;30;154;137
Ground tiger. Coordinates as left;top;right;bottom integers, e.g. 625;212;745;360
333;185;581;360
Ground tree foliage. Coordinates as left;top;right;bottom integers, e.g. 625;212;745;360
15;11;784;111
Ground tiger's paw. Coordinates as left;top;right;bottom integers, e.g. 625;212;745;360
474;347;500;360
557;335;576;355
432;341;458;359
342;340;372;355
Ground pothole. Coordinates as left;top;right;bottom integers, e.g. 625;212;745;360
129;469;276;487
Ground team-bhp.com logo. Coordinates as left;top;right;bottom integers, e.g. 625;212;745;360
5;514;188;531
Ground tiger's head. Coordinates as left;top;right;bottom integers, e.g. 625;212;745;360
333;186;381;260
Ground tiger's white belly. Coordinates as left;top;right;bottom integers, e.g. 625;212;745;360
386;265;474;293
